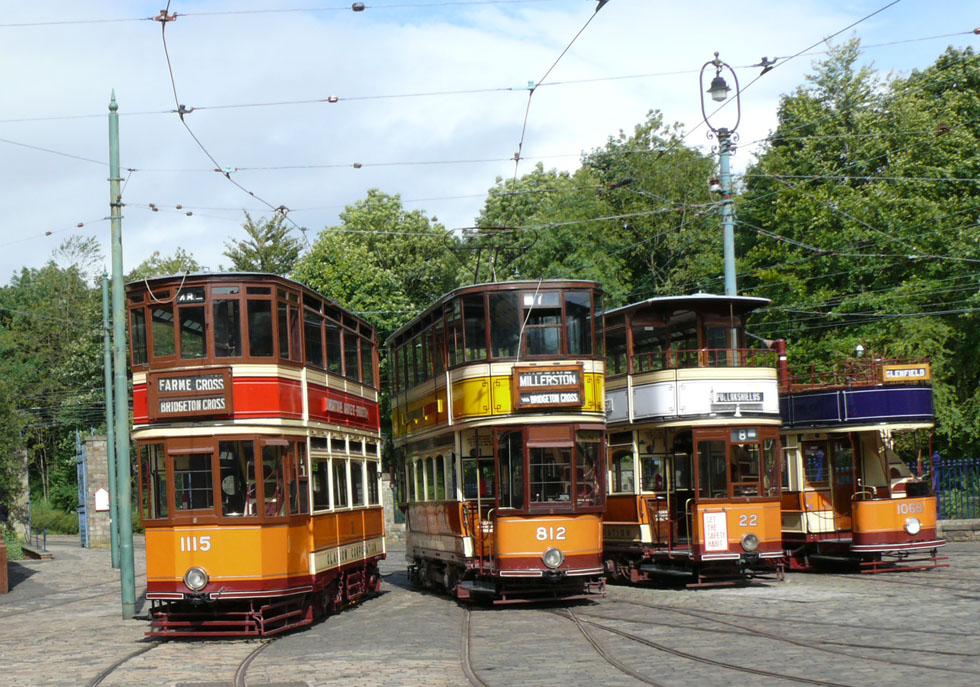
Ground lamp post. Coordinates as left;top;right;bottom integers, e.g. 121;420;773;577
700;52;741;297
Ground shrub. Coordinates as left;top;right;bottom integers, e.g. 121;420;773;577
29;501;79;535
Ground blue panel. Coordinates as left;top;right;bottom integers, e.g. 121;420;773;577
843;386;934;423
784;390;842;426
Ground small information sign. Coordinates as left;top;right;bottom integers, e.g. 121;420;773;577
882;363;931;383
512;364;585;410
702;511;729;552
94;488;110;512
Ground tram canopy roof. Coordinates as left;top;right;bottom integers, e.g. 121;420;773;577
603;292;770;319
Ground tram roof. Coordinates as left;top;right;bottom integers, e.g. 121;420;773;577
125;271;374;330
603;293;771;318
387;279;601;344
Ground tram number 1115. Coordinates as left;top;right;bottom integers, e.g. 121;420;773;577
179;535;212;552
536;526;566;541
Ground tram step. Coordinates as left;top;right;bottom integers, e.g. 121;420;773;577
459;580;497;594
638;564;694;577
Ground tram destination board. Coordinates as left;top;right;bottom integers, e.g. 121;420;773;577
512;364;585;410
146;367;234;420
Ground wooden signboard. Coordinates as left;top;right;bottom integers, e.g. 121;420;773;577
146;367;234;421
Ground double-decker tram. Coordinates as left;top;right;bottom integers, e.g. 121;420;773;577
779;354;946;572
127;273;384;636
389;281;607;603
602;295;784;586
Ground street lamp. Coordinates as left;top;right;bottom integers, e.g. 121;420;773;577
700;52;741;297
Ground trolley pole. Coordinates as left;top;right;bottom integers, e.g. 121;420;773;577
102;272;120;569
109;91;136;618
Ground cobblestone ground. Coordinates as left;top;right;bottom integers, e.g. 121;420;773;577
2;538;977;686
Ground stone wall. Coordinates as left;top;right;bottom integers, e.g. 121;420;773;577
81;435;112;548
938;519;980;542
382;475;404;542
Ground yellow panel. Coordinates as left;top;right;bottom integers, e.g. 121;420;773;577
491;376;512;415
452;377;490;418
495;514;602;559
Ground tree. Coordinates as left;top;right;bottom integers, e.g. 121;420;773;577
223;211;304;275
126;247;201;282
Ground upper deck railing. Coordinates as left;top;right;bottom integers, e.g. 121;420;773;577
781;357;931;392
622;347;777;375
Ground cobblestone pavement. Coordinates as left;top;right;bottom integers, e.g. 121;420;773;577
1;538;978;686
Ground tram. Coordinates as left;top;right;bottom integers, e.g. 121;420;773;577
127;273;384;636
779;353;947;571
390;281;607;602
602;294;784;586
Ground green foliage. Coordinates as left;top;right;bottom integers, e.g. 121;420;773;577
2;525;24;561
29;500;79;534
223;211;304;275
739;41;980;455
125;247;201;281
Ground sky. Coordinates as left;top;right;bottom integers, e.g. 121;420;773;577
0;0;978;282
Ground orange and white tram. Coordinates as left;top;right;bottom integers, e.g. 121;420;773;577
127;273;384;636
779;354;947;572
602;295;784;586
390;281;607;602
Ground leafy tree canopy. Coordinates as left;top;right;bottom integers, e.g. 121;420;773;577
223;211;304;275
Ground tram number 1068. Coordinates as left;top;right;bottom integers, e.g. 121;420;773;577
536;526;567;541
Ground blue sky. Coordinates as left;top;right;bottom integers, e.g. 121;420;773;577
0;0;977;282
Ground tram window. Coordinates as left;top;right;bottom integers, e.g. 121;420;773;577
277;302;290;359
411;337;423;385
288;306;302;362
594;292;604;358
304;311;325;369
345;330;360;381
462;458;496;499
286;447;299;515
312;459;330;510
831;439;854;487
326;322;342;374
763;439;779;496
462;294;488;361
174;453;214;511
489;293;520;358
673;454;692;490
431;325;445;375
632;324;667;372
781;448;792;490
697;440;728;498
435;455;446;500
641;455;666;492
497;431;525;509
731;443;760;496
130;309;148;365
333;459;349;508
351;460;365;506
244;286;267;295
151;304;175;358
565;291;593;355
217;441;253;517
575;431;602;507
361;338;375;386
178;305;206;359
368;463;381;505
413;460;423;501
611;450;635;493
449;453;458;496
447;300;464;367
803;443;829;486
139;443;167;519
606;327;627;375
530;447;571;504
246;300;273;357
424;457;435;500
262;445;286;517
213;300;242;358
524;292;561;356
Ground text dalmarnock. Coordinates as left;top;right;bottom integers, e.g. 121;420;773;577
518;370;581;387
714;391;763;403
157;374;225;393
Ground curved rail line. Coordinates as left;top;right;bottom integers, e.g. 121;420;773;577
234;640;274;687
561;607;667;687
460;608;492;687
85;643;160;687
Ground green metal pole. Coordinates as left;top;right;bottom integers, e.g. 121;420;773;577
109;91;136;618
102;273;120;569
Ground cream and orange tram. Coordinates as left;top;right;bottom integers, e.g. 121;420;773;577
602;294;784;586
390;281;607;602
128;273;384;636
779;354;946;571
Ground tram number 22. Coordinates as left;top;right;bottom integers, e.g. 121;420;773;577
536;526;567;541
179;535;212;552
738;514;758;527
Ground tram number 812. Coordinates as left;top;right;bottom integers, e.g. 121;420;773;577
536;526;567;541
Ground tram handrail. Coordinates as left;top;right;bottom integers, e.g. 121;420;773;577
630;347;776;373
782;356;929;391
684;498;695;550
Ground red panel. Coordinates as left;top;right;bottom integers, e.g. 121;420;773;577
133;383;148;423
233;377;304;420
307;383;380;430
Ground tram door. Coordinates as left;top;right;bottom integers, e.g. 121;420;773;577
668;431;695;547
830;437;855;531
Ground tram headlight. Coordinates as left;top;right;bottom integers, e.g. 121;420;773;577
904;517;921;535
184;566;209;592
542;547;564;570
740;533;760;552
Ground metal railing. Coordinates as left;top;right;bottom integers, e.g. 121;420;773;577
628;347;777;373
933;457;980;520
783;357;929;391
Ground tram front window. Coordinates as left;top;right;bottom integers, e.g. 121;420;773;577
151;304;175;358
803;443;829;487
246;300;272;357
179;304;206;359
497;430;525;509
462;458;496;499
525;293;562;356
214;300;242;357
174;453;213;511
139;443;167;519
565;291;593;355
219;440;255;517
641;455;666;492
490;293;520;358
612;450;635;493
530;447;571;503
575;430;601;507
731;443;760;496
697;440;728;498
262;445;286;516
